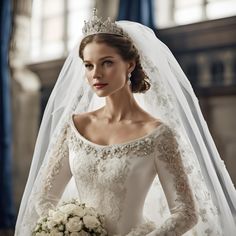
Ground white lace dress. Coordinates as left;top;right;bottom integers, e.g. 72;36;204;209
24;118;202;236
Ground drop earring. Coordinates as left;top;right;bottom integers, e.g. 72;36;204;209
127;73;131;85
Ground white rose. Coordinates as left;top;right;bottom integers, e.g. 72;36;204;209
96;225;108;235
50;229;63;236
51;211;67;224
64;230;70;236
58;224;65;231
83;215;100;229
59;204;85;217
70;232;80;236
84;207;97;216
75;199;81;205
98;215;105;225
72;206;85;217
66;217;83;232
35;232;48;236
38;216;48;224
41;222;49;231
47;220;57;230
59;204;75;214
78;230;90;236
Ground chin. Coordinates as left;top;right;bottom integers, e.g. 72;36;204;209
94;90;110;97
93;88;115;97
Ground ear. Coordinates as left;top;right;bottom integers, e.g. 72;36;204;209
127;60;136;74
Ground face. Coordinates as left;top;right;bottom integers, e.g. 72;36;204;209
82;41;134;97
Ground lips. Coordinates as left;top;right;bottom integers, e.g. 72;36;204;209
93;83;108;89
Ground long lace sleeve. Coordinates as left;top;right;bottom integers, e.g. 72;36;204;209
152;126;199;236
21;123;73;235
34;124;72;217
15;123;72;236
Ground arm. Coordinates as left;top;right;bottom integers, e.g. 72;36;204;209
149;126;198;236
19;123;73;234
33;123;72;217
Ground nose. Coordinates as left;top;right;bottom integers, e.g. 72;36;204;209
92;65;102;79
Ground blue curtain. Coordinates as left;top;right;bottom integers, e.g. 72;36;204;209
0;0;15;229
117;0;155;29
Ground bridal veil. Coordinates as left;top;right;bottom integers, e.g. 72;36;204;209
15;20;236;235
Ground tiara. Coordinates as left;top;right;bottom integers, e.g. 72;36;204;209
82;8;128;38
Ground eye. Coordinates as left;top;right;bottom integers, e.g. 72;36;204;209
102;60;113;66
84;63;93;70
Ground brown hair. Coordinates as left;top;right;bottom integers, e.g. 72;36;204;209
79;34;151;93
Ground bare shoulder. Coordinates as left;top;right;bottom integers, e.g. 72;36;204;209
73;112;91;124
141;113;163;132
72;110;99;133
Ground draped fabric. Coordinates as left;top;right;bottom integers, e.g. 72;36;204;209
117;0;155;29
0;0;15;229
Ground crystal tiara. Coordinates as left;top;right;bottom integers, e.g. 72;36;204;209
82;8;128;38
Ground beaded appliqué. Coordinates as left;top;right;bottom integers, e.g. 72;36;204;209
44;125;69;193
67;124;161;223
71;153;130;222
155;126;199;235
68;124;159;160
34;124;70;216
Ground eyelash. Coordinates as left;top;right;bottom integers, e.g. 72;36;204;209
84;60;113;69
103;60;113;66
84;64;93;69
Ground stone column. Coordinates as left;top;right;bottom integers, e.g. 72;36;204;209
10;0;40;212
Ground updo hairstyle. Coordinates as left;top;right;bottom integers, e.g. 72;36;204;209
79;33;151;93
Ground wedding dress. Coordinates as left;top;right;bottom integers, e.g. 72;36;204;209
15;14;236;236
20;115;224;235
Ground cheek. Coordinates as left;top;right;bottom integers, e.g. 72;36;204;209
108;66;126;81
85;71;93;83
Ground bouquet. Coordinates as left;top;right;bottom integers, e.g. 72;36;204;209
32;199;108;236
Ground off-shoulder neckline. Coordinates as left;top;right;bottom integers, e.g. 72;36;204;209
69;115;166;148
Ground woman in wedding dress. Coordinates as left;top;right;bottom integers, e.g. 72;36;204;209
15;10;236;236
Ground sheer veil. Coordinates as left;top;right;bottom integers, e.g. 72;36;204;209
15;21;236;235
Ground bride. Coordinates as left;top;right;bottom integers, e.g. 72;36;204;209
15;9;236;235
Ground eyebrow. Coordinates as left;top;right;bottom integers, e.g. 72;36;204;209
84;56;115;63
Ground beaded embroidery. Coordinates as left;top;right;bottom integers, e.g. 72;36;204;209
68;121;163;160
155;126;199;235
67;122;163;222
28;121;222;235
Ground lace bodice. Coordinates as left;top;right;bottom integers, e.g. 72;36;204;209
25;118;200;235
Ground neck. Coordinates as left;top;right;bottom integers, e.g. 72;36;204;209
102;88;140;122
